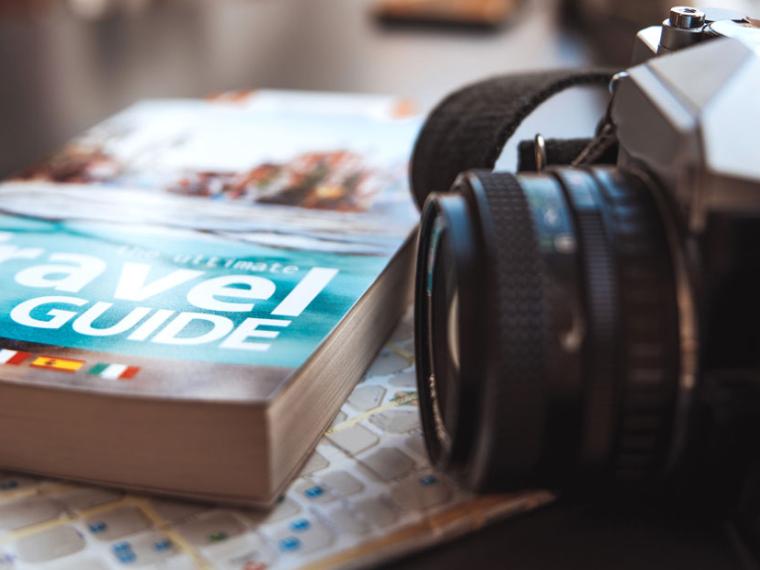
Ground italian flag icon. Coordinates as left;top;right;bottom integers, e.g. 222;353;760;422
0;349;30;366
88;362;140;380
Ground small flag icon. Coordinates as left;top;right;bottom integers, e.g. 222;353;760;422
88;362;140;381
31;356;85;373
0;349;30;366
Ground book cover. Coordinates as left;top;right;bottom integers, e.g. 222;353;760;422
0;90;420;402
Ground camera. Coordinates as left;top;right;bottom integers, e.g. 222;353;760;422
412;4;760;551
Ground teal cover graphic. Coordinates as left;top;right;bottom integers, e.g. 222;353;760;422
0;90;420;371
0;216;389;367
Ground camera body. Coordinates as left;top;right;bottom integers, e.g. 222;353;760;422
621;8;760;228
616;8;760;548
412;5;760;557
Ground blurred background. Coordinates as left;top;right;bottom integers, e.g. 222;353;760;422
1;0;758;179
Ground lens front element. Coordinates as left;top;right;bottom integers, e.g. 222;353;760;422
416;180;485;474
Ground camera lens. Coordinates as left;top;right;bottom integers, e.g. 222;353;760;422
415;167;684;492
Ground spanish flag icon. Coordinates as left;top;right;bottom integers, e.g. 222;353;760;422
30;355;85;373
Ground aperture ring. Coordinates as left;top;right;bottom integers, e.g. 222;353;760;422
590;168;680;484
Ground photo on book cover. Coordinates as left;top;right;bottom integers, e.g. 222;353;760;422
0;90;421;400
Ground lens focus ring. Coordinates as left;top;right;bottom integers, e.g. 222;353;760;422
554;169;619;478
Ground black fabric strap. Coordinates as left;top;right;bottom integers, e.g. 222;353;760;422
410;69;616;209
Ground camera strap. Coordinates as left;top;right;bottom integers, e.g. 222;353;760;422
410;68;617;209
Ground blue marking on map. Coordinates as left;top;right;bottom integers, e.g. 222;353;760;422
279;536;301;552
290;518;311;532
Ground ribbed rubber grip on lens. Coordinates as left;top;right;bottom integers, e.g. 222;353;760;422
468;171;548;489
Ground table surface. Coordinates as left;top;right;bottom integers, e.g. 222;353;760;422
0;1;747;567
383;501;746;570
0;0;603;177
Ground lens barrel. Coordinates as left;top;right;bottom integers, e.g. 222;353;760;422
415;166;683;492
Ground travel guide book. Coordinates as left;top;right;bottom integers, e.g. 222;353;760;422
0;90;420;506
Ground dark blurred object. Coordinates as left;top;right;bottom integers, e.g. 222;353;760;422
65;0;157;20
563;0;760;65
374;0;522;29
0;0;155;18
0;0;51;16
